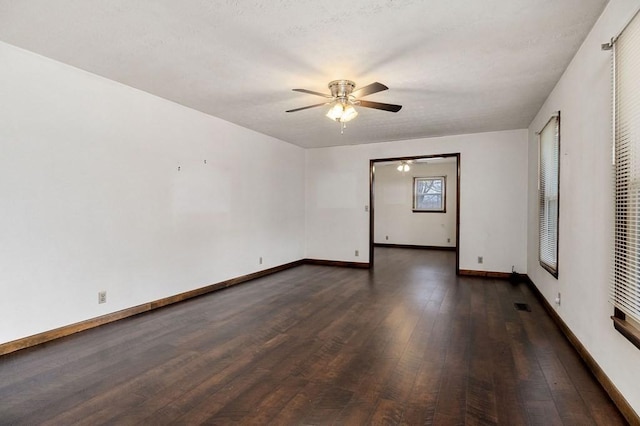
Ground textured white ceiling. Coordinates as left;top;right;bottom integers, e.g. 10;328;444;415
0;0;608;148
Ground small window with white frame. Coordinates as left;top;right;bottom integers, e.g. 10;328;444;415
413;176;446;212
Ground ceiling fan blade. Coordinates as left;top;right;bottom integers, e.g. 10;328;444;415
358;100;402;113
286;102;330;113
292;88;332;98
351;82;388;98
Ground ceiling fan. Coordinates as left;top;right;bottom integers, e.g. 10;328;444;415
286;80;402;132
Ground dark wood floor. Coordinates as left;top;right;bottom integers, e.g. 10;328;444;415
0;248;626;425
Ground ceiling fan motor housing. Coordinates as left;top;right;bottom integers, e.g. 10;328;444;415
328;80;356;99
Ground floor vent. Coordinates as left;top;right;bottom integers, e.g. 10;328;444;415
514;302;531;312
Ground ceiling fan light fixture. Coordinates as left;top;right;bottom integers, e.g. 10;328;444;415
326;100;358;123
397;161;410;172
326;101;345;121
340;104;358;122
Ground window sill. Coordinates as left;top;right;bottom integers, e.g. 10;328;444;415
612;315;640;351
539;261;558;279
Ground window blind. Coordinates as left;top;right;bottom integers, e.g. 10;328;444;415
612;11;640;323
539;114;560;276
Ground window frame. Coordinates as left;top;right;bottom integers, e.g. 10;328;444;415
610;9;640;350
538;113;561;278
413;176;446;213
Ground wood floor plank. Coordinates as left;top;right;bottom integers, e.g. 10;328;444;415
331;397;377;425
526;400;564;426
271;381;325;424
237;376;308;424
369;398;405;425
0;248;626;425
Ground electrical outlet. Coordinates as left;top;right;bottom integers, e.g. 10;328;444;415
98;291;107;304
447;238;451;243
386;235;389;240
365;205;369;212
555;292;561;306
355;250;359;257
478;256;483;264
259;256;263;265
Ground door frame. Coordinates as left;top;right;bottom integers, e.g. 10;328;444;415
369;152;461;274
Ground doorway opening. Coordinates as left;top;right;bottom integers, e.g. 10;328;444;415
369;153;460;273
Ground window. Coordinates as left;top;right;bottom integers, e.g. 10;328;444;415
611;9;640;348
538;113;560;277
413;177;446;212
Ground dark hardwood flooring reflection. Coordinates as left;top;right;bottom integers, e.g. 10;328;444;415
0;248;626;425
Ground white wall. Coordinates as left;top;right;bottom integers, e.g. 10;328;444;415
526;0;640;414
374;161;457;247
305;129;528;273
0;42;305;344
